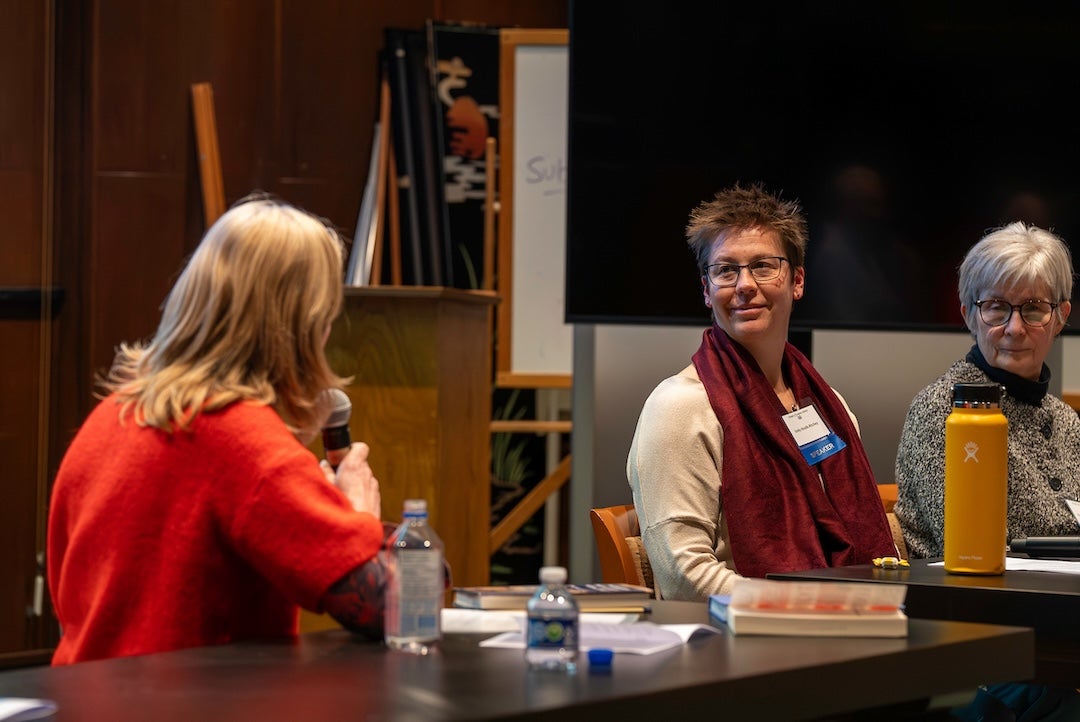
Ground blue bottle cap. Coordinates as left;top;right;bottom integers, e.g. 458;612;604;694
588;648;614;668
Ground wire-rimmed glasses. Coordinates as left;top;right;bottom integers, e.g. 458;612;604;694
974;299;1058;328
704;257;788;287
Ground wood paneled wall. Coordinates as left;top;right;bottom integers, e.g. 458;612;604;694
0;0;566;663
73;0;566;391
0;0;57;665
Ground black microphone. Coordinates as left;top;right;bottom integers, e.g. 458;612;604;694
1009;536;1080;559
320;388;352;470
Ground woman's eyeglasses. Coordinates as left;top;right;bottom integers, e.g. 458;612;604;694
705;257;788;287
974;299;1058;328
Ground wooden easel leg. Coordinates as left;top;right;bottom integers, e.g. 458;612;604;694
370;70;393;286
483;136;498;291
190;82;226;227
388;139;403;286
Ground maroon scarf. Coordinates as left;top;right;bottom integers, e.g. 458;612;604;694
691;325;894;578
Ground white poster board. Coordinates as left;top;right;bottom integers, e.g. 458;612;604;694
497;30;571;387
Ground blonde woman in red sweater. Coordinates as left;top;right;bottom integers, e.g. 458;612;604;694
48;194;389;664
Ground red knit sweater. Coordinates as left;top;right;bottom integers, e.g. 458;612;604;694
47;396;384;665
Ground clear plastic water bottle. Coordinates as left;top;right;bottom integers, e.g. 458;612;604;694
384;499;444;654
525;566;579;673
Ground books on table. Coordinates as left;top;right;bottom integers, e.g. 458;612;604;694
710;579;908;638
452;583;653;612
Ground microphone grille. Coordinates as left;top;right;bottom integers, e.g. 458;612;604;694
322;388;352;428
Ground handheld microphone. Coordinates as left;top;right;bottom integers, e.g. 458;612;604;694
320;388;352;470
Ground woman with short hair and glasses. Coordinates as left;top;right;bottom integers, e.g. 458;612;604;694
896;222;1079;722
626;183;897;601
895;221;1080;559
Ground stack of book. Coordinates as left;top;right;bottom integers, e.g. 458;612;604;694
452;583;653;613
709;579;908;638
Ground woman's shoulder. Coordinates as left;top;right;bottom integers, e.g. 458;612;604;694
910;358;983;404
642;365;706;408
202;399;281;425
1011;393;1080;430
1043;392;1079;416
195;401;296;450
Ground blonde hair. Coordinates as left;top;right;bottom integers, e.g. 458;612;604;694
101;195;349;437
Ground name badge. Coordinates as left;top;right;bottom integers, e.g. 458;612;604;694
782;405;847;466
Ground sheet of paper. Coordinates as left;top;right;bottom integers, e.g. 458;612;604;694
478;621;719;655
441;608;641;634
0;698;58;722
442;608;523;633
1065;498;1080;527
929;558;1080;574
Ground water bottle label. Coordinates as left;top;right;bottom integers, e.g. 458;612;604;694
387;548;443;641
526;618;578;650
395;549;443;594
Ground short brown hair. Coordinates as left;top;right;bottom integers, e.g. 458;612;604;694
685;183;808;273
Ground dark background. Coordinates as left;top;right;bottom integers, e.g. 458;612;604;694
567;2;1080;332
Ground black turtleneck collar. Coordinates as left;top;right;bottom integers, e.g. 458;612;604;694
965;344;1050;406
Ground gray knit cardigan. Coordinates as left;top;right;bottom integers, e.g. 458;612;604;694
894;359;1080;558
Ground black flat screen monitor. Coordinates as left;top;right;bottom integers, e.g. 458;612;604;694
566;3;1080;331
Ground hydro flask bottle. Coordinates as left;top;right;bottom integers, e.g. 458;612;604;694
944;382;1007;575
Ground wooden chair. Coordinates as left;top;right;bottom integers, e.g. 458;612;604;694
878;483;908;560
886;511;909;561
877;483;898;513
589;504;653;592
590;488;906;594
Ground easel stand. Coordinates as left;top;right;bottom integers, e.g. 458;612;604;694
190;82;225;227
487;28;574;570
488;376;572;564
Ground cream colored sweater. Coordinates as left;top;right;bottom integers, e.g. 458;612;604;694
626;363;860;601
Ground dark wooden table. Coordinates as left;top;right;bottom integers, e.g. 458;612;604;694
0;601;1033;721
769;557;1080;687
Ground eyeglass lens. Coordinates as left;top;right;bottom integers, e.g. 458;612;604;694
707;257;785;286
978;300;1053;326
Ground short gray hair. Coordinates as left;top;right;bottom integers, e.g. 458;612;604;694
958;221;1074;334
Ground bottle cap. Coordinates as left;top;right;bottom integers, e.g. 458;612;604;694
538;566;568;584
588;648;614;670
951;382;1003;408
403;499;428;517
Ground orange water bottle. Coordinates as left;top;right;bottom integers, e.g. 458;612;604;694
944;382;1007;575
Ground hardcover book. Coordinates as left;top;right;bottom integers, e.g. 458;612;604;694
710;579;908;638
453;583;652;612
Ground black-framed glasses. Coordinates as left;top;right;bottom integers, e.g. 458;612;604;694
974;299;1059;328
704;257;788;287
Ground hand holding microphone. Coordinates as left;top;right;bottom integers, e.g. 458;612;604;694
319;388;381;518
320;388;353;471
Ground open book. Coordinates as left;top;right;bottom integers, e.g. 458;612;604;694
453;583;652;612
710;579;908;638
